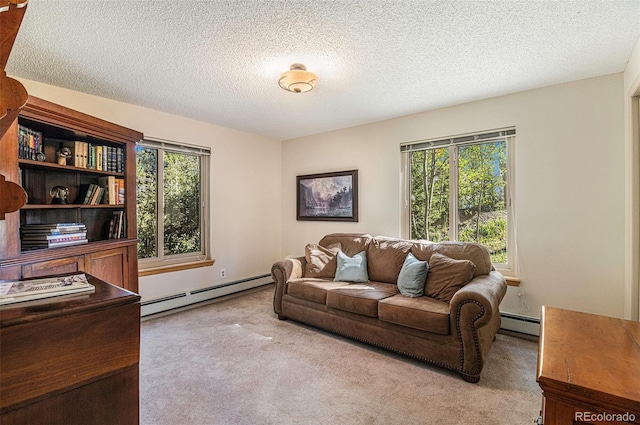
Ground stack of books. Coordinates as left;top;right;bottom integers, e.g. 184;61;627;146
21;223;88;250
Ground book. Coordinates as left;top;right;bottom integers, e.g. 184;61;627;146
21;223;87;232
98;175;116;205
48;239;89;248
109;210;125;239
82;142;89;168
88;145;95;169
62;140;81;167
93;187;105;205
116;178;125;205
96;145;103;171
46;233;87;241
102;145;108;171
0;273;94;305
116;147;124;173
79;183;96;204
89;185;103;205
21;232;87;241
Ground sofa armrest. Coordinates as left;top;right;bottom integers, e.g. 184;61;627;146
449;271;507;381
271;256;305;316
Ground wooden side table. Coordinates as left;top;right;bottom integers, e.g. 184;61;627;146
0;274;140;425
537;306;640;424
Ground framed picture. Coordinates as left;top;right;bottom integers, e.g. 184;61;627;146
297;170;358;222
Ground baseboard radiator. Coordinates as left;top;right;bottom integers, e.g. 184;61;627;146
140;274;273;317
500;312;540;336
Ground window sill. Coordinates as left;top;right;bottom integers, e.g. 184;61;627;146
503;275;521;287
139;259;215;277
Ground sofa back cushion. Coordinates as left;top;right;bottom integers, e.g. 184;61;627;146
319;233;373;257
424;253;476;302
317;234;493;282
411;241;492;277
305;243;342;278
367;236;413;283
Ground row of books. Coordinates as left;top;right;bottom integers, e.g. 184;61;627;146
18;125;44;160
109;211;126;239
97;176;125;205
52;139;124;172
20;223;88;250
79;184;106;205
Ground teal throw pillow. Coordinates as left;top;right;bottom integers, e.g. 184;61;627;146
397;252;429;297
334;250;369;283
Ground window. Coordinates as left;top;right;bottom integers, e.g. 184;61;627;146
401;128;515;273
136;138;211;270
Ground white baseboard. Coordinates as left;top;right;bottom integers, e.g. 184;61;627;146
141;274;272;317
500;312;540;336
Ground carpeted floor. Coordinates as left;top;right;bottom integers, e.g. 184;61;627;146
140;285;541;425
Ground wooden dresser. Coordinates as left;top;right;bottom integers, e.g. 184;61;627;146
537;306;640;425
0;274;140;425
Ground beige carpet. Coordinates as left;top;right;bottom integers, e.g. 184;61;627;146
140;285;541;425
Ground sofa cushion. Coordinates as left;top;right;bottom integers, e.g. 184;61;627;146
305;243;342;278
327;282;399;317
287;278;347;304
397;253;429;297
425;253;476;303
319;233;373;257
378;294;450;335
367;236;413;283
334;251;369;283
411;241;492;277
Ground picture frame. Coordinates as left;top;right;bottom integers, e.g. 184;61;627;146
296;170;358;222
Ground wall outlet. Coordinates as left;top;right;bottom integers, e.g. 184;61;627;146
220;268;227;279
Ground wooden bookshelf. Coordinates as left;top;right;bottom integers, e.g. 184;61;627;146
0;96;142;292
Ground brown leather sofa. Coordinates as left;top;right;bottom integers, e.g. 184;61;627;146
271;233;507;383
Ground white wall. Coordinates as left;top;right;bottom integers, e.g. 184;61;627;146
19;79;283;302
281;74;626;319
623;36;640;321
17;72;630;319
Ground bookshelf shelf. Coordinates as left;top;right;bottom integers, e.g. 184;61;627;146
22;204;125;210
18;158;125;176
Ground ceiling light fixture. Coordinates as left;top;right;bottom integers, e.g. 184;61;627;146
278;64;317;93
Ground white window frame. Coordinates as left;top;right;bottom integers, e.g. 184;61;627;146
401;128;517;277
136;137;211;271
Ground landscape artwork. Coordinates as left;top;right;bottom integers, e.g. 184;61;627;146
297;170;358;221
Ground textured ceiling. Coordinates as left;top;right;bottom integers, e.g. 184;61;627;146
7;1;640;141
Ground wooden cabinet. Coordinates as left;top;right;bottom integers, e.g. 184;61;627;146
0;274;141;425
86;246;130;288
0;96;142;292
537;306;640;425
22;254;85;278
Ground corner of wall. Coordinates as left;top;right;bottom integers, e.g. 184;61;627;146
623;34;640;320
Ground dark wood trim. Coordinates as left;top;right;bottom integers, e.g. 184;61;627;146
21;96;142;144
0;239;138;267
